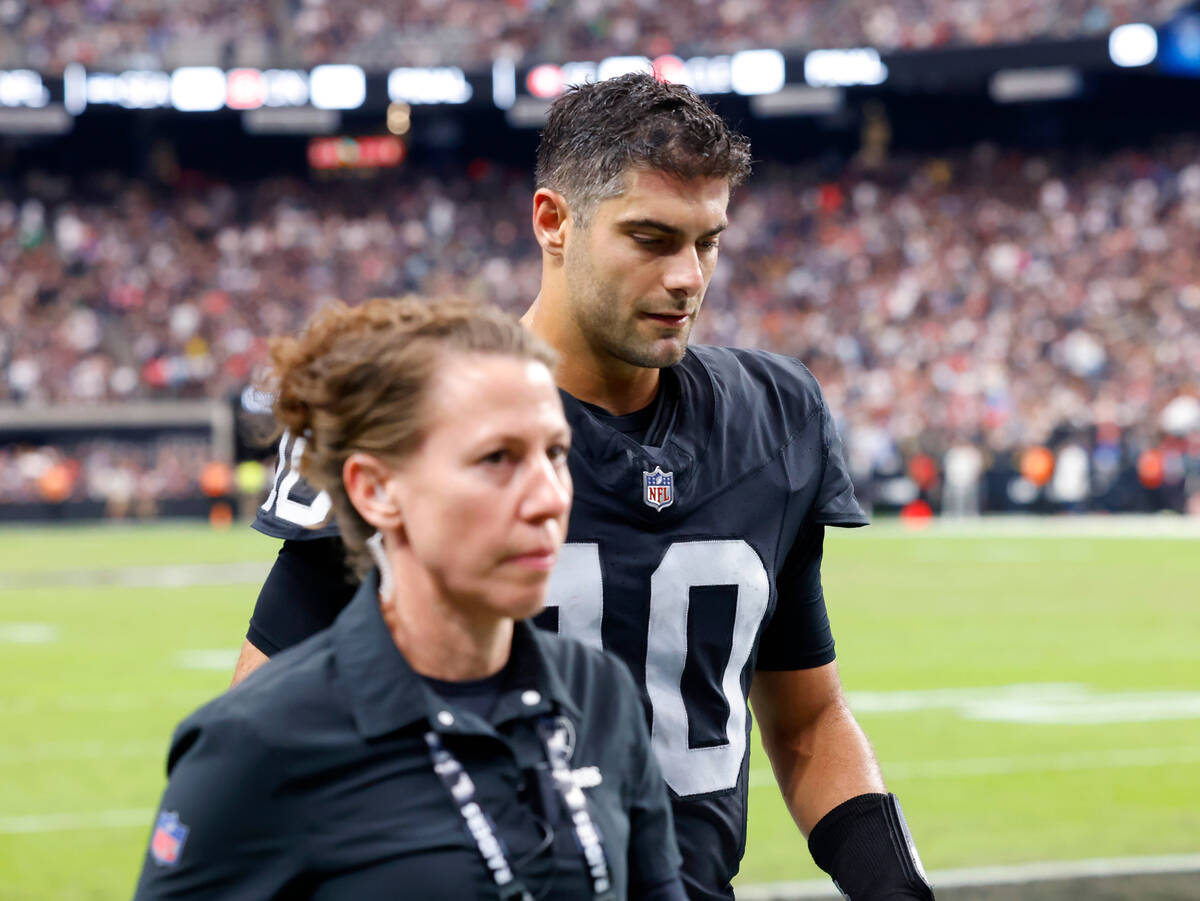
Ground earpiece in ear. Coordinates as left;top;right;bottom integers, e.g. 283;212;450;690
373;481;402;522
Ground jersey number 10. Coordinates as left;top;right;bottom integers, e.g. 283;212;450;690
543;540;769;799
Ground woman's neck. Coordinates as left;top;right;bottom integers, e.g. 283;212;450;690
378;562;514;682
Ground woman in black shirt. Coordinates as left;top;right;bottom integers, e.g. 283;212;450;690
133;297;684;901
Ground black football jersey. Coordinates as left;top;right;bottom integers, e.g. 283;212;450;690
250;345;867;900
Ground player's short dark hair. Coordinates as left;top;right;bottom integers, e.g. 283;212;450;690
535;72;752;223
265;296;556;577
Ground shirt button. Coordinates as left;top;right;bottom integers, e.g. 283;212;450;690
436;710;455;727
520;690;541;706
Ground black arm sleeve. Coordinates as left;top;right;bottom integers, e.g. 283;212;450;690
809;793;935;900
756;524;836;671
246;537;358;655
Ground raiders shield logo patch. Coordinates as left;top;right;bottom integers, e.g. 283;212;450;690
642;466;674;511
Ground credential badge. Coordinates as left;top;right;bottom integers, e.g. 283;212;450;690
550;715;576;762
642;466;674;511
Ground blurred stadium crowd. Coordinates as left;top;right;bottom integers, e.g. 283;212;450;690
2;137;1198;515
0;438;214;510
0;0;1186;74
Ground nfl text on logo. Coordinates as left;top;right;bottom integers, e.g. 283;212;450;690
642;466;674;511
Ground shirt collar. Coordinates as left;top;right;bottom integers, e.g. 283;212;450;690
330;569;582;739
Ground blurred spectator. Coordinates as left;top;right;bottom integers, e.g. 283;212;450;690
943;441;984;516
0;0;1189;74
1049;442;1090;511
234;458;268;521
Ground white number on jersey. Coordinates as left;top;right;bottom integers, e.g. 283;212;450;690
543;539;769;798
260;435;333;528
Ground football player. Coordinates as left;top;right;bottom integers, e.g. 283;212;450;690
236;74;933;901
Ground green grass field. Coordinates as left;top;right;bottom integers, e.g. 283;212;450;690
1;520;1198;900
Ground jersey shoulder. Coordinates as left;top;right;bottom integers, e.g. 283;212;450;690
691;347;869;528
680;345;829;485
687;345;825;432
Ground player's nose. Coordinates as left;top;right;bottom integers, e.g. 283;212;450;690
663;247;705;299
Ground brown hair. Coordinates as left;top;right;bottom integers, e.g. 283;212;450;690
266;296;557;577
535;72;752;224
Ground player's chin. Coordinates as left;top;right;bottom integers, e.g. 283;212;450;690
626;332;690;368
645;338;690;367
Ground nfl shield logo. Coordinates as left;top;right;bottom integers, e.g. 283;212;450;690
150;810;189;866
642;466;674;511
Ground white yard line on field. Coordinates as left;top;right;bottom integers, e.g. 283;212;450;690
0;560;272;590
846;683;1200;725
0;808;153;834
737;854;1200;899
174;648;239;670
749;745;1200;787
0;623;59;643
0;739;164;764
0;690;214;715
851;514;1200;539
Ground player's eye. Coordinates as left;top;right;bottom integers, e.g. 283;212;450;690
632;234;664;247
699;239;720;250
547;443;570;463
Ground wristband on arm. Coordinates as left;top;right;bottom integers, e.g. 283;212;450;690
808;793;934;901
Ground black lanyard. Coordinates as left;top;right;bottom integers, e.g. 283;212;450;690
424;716;615;901
534;717;615;900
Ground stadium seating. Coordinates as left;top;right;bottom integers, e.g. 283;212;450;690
0;0;1189;74
1;141;1197;513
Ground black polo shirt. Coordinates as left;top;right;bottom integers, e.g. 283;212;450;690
134;571;682;900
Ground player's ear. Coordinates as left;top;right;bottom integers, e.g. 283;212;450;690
343;452;404;533
532;188;570;259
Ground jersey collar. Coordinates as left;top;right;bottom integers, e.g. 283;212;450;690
330;570;582;739
560;348;716;521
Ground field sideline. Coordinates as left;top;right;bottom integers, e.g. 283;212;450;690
0;518;1197;900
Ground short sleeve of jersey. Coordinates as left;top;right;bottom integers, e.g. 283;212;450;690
814;396;869;527
756;524;835;671
132;712;299;899
757;365;862;671
246;537;357;656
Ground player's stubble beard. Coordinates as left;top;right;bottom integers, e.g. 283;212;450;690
563;232;697;371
